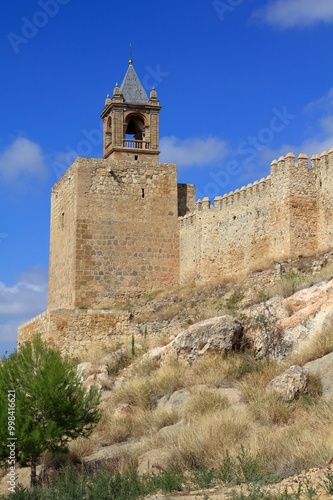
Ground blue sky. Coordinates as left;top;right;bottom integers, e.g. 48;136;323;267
1;0;333;356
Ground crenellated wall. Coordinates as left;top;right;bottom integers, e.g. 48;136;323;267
179;148;333;284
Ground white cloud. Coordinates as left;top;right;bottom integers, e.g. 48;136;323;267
237;88;333;181
0;137;48;182
254;0;333;28
0;265;48;352
0;319;22;342
160;136;229;167
299;88;333;155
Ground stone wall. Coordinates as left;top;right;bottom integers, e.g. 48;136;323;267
18;309;129;358
179;177;271;284
179;149;333;285
48;162;77;309
315;151;333;251
48;157;180;310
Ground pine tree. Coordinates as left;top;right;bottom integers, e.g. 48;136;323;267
0;335;101;487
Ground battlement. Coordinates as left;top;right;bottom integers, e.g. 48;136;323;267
179;147;333;284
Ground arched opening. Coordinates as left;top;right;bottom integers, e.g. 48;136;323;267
124;115;146;148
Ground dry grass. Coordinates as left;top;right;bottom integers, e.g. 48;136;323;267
288;321;333;366
94;404;179;446
68;436;96;460
110;359;190;410
86;346;333;480
160;408;251;469
79;261;333;482
183;386;229;421
76;346;115;365
190;352;263;388
255;400;333;477
238;360;322;426
239;364;295;425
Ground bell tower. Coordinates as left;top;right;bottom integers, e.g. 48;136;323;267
101;60;161;163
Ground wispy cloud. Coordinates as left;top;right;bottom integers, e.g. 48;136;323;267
160;136;229;167
250;87;333;168
0;137;48;183
0;265;47;353
254;0;333;29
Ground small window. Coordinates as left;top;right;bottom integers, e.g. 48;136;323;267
141;188;145;198
135;155;138;160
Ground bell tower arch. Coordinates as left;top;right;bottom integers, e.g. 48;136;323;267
101;60;161;163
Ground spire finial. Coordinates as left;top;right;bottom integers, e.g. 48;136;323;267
129;42;133;65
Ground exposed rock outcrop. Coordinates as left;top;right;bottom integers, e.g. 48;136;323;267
305;351;333;400
244;279;333;359
266;365;308;400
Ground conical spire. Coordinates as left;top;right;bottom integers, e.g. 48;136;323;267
120;61;149;104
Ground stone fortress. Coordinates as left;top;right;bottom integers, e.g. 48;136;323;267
19;61;333;355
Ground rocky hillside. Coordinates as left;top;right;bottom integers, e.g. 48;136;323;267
3;252;333;499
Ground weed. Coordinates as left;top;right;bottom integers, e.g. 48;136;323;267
5;466;186;499
191;465;215;488
322;468;333;494
303;476;318;499
218;447;273;485
280;271;301;297
218;450;240;484
236;446;267;483
229;483;304;499
224;291;244;312
147;468;184;493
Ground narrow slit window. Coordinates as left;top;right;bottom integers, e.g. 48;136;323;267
141;188;145;198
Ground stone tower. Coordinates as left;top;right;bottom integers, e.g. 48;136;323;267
18;60;196;356
101;59;161;163
47;61;180;310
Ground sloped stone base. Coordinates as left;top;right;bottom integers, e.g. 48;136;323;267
18;308;129;357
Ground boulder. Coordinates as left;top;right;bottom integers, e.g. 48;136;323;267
137;448;174;476
156;420;184;440
305;351;333;400
157;389;190;414
168;315;243;361
266;365;308;400
244;279;333;359
83;441;143;467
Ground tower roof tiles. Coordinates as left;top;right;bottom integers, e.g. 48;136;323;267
120;61;149;104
